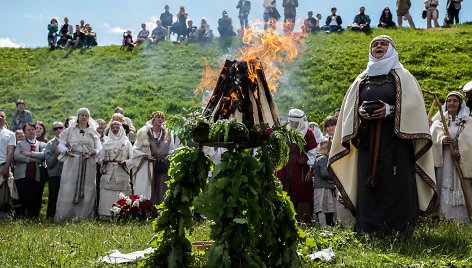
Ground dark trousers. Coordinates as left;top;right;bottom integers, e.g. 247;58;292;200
46;176;61;218
239;15;249;28
449;8;460;24
14;178;43;219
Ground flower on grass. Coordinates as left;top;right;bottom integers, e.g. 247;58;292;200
111;193;157;220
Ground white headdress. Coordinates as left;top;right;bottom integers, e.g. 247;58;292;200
288;108;308;136
366;35;404;76
432;91;470;122
69;107;99;130
102;121;128;151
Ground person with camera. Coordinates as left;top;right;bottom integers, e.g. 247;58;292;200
328;35;436;237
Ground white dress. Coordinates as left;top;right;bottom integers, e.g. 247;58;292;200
438;121;472;222
55;127;101;222
99;140;133;217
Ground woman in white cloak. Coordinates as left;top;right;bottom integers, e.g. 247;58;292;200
55;108;101;222
132;111;175;205
98;121;133;218
431;91;472;223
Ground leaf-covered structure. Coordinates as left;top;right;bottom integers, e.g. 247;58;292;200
141;147;213;268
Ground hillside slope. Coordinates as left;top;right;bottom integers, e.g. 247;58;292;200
1;26;471;133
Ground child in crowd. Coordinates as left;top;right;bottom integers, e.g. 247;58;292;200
312;138;336;227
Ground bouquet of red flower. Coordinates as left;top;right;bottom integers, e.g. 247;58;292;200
111;193;157;221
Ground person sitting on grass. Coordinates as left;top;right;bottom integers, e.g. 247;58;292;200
132;23;149;46
84;25;98;48
322;7;343;33
122;30;134;50
47;18;59;50
378;7;396;28
57;29;73;49
65;25;85;49
196;18;214;42
148;20;167;47
348;6;371;32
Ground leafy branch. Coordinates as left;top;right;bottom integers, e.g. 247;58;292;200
141;147;213;268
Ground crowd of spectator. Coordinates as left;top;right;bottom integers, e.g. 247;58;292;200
45;1;466;51
48;17;97;50
0;99;184;222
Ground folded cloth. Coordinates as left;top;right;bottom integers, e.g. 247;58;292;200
309;247;336;262
99;247;156;264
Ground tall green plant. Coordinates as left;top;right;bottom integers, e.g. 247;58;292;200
141;147;213;268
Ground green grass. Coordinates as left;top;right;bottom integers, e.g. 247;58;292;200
1;218;471;267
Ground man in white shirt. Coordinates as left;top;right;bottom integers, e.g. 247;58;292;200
0;110;16;217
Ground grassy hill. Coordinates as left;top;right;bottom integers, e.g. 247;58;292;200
1;25;471;133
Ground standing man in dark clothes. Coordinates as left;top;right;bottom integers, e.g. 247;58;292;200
236;0;251;29
282;0;298;23
218;10;237;51
160;4;173;40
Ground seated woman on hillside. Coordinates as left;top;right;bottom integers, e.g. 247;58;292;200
48;18;59;49
57;29;73;49
378;7;396;28
132;23;149;45
430;91;472;223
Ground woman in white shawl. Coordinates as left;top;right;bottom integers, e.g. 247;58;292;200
430;91;472;223
98;121;133;219
55;108;102;222
328;35;436;236
132;111;174;205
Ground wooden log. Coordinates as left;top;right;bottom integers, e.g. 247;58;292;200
254;74;275;127
248;84;260;125
256;68;280;126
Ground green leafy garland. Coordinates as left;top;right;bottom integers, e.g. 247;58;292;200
140;147;213;268
208;118;249;142
192;124;308;268
193;149;266;267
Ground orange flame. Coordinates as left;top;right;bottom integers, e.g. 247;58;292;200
195;63;221;96
196;20;306;97
236;21;306;91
